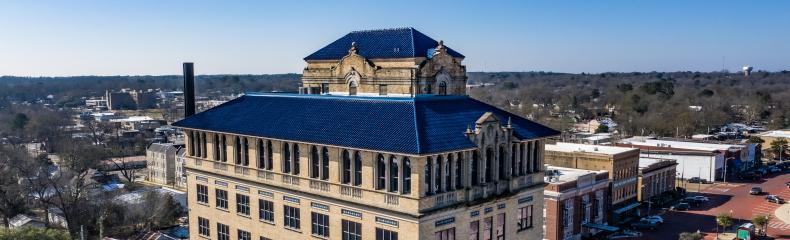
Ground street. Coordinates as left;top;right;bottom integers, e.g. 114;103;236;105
642;171;790;239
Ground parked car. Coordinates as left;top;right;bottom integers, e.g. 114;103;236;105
750;186;763;195
691;196;710;203
688;177;707;184
767;195;785;204
758;168;769;175
785;181;790;188
640;216;664;224
770;166;782;173
631;220;658;230
672;202;690;211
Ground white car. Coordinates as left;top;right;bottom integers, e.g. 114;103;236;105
640;215;664;224
692;196;710;202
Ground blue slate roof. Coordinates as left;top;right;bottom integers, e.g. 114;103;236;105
173;93;559;155
304;28;465;61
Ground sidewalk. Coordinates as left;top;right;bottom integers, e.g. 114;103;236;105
774;203;790;224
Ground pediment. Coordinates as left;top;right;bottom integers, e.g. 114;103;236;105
334;52;376;78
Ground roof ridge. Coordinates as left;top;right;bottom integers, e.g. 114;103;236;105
411;100;421;154
350;27;413;33
409;28;417;57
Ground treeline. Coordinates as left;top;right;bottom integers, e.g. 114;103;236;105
467;71;790;136
0;74;301;107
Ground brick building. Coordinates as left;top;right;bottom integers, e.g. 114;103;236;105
544;142;640;224
544;166;612;240
638;157;677;205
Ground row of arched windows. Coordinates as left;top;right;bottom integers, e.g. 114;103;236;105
188;131;413;195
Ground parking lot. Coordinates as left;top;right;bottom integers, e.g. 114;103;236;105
634;169;790;239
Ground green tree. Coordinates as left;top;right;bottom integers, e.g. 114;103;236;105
771;137;789;160
9;113;29;131
678;232;704;240
747;136;765;144
716;212;734;232
595;124;609;133
0;227;71;240
753;215;770;236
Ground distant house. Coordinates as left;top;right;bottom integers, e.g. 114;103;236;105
146;143;185;189
47;208;68;229
9;214;45;229
575;118;617;133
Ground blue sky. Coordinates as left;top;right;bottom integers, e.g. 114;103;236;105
1;1;788;76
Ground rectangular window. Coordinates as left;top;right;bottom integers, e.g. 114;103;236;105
284;205;301;230
238;229;251;240
216;189;228;209
259;199;274;222
311;212;330;237
495;213;505;240
236;194;250;216
196;184;209;204
469;220;479;240
379;85;388;96
435;228;455;240
518;205;533;230
217;223;230;240
483;217;492;240
376;228;398;240
198;217;210;237
342;219;362;240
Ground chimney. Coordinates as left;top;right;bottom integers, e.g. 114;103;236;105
183;62;195;117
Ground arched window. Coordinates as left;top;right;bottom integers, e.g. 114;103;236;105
520;143;526;175
310;146;319;179
425;83;432;94
219;135;226;162
349;81;358;96
389;156;399;193
455;153;463;189
189;131;195;156
438;81;447;95
511;144;517;177
214;134;220;161
201;133;207;158
341;150;351;184
282;143;291;173
242;137;249;166
376;154;386;190
266;140;273;170
471;150;480;185
402;157;411;194
499;145;507;180
293;144;300;175
235;136;242;165
435;155;443;193
321;147;329;180
353;151;362;186
445;154;453;191
257;139;265;169
485;147;493;183
425;157;433;195
532;141;539;173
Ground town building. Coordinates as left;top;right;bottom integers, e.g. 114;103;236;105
543;166;612;240
146;143;184;189
544;142;640;224
106;89;158;110
757;129;790;150
175;147;187;190
618;136;755;183
174;28;559;240
637;157;677;207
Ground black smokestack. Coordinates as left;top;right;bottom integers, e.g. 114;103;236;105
183;62;195;117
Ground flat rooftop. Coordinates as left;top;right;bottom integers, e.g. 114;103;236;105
620;136;742;152
545;165;607;184
758;130;790;139
545;142;636;155
639;157;674;169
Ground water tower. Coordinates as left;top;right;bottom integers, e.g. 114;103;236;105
743;65;753;77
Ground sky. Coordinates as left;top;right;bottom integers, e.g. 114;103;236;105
1;0;789;76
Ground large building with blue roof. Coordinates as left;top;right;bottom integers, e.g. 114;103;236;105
177;28;557;240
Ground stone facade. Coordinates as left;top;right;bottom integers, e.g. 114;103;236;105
301;41;467;97
182;115;548;240
544;166;610;240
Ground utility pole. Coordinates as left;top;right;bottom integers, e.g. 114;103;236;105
80;225;85;240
